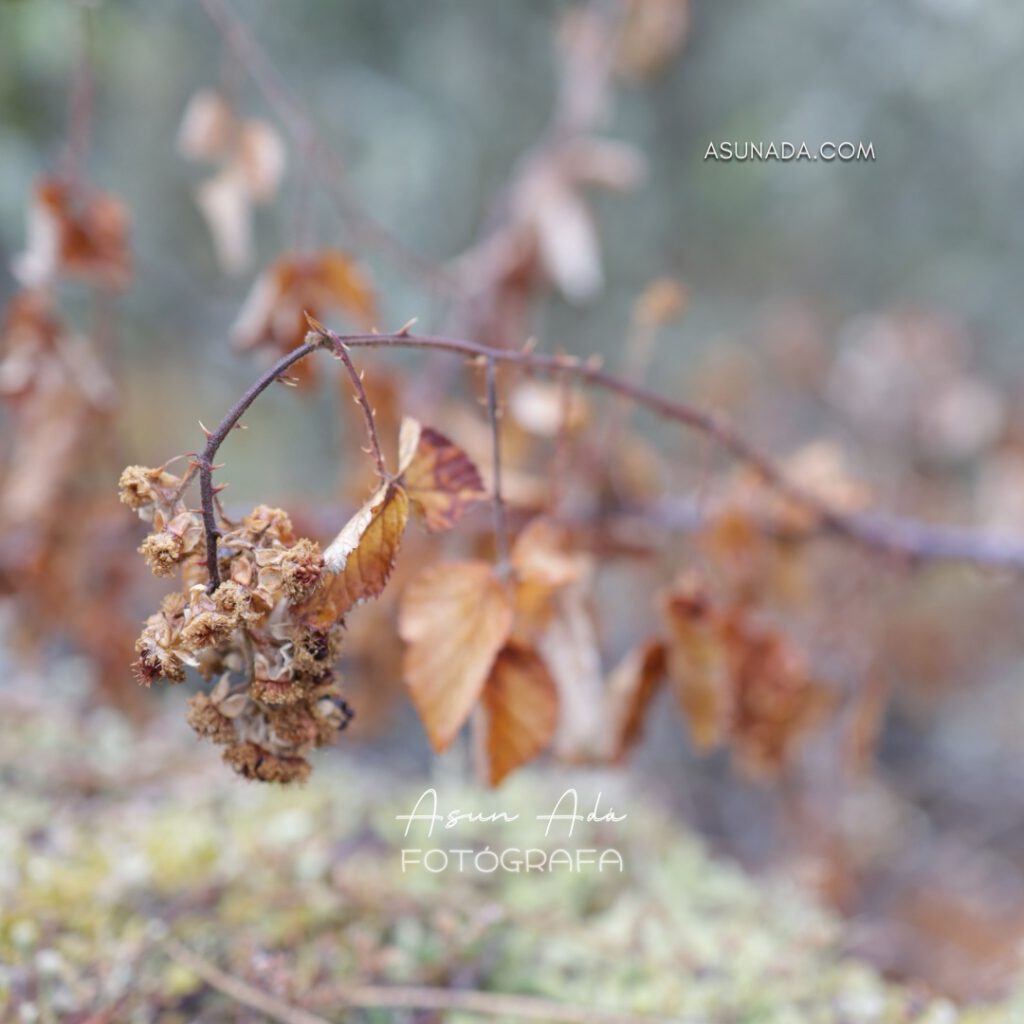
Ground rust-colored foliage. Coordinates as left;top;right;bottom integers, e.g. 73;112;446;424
232;249;376;384
399;561;515;752
301;482;410;629
480;644;559;785
14;176;131;291
398;417;488;532
661;575;833;777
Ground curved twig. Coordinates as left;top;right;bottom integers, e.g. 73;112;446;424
199;340;321;591
315;324;1024;573
194;324;1024;593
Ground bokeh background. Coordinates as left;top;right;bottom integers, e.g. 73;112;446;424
3;0;1024;1017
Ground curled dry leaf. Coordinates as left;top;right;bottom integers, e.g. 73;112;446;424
302;482;409;629
661;575;834;776
605;639;667;761
13;177;131;291
661;578;732;750
720;613;834;778
232;249;376;385
399;561;514;752
479;644;559;785
178;89;287;274
512;132;644;304
397;417;487;532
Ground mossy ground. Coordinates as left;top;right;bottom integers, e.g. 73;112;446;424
1;670;1021;1023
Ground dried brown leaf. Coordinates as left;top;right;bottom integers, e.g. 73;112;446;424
14;177;131;290
605;639;667;760
397;417;486;532
480;644;559;785
661;579;732;751
301;482;408;628
399;561;514;752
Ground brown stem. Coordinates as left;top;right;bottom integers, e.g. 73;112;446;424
192;322;1024;585
199;341;320;591
310;324;1024;572
61;6;94;187
485;358;510;573
333;342;388;479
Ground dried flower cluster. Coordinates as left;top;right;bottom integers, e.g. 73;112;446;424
121;414;487;782
121;463;349;783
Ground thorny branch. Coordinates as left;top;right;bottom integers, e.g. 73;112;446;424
198;339;321;591
319;326;1024;571
333;341;388;480
195;323;1024;596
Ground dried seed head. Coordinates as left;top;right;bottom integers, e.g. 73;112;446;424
118;464;182;513
180;611;236;652
242;505;295;545
139;531;185;577
280;538;324;603
133;633;186;685
212;580;262;625
223;741;311;784
186;693;238;745
251;671;307;706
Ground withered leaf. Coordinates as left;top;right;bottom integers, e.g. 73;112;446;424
661;579;732;751
397;417;487;532
302;482;408;628
510;517;589;645
232;249;376;385
178;89;287;274
480;644;559;785
605;639;667;761
399;561;514;752
14;177;131;291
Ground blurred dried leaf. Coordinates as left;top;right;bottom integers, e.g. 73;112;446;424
233;249;376;384
536;583;606;762
13;177;131;290
510;517;589;644
399;561;514;751
480;643;559;785
615;0;692;80
508;380;589;438
605;639;667;760
662;578;732;751
178;89;286;274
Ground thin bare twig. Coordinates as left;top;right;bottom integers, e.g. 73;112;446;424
332;340;388;480
311;324;1024;573
485;358;511;573
61;5;94;187
199;340;321;591
164;939;690;1024
191;323;1024;590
